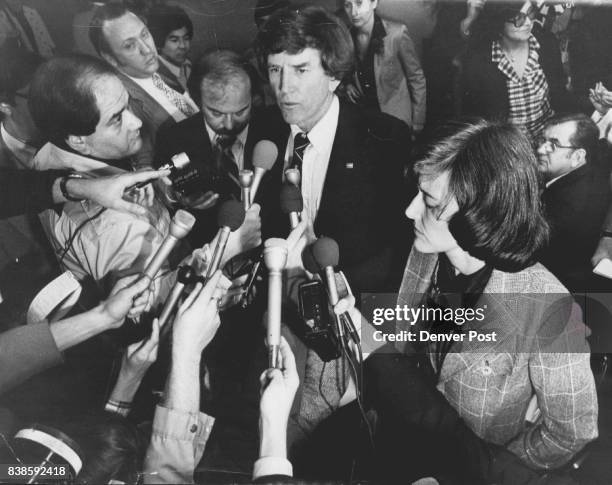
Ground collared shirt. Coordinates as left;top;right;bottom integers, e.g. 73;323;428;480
284;95;339;225
32;143;176;304
127;74;199;122
158;55;192;91
205;122;249;171
492;35;553;140
1;123;37;169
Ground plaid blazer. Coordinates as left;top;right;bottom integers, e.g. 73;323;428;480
396;248;598;469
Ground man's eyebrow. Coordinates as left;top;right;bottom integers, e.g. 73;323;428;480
108;107;125;125
291;62;310;69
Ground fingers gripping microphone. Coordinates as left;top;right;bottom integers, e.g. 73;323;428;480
251;140;278;203
192;200;245;296
143;209;195;281
158;265;196;334
311;237;344;338
280;183;303;230
285;168;301;187
263;238;288;368
239;169;254;211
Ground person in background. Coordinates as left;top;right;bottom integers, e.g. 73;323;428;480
147;4;194;94
0;0;55;58
340;0;426;135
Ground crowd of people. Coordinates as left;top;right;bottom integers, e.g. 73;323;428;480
1;0;612;483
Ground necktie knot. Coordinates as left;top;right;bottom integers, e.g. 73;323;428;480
294;132;310;153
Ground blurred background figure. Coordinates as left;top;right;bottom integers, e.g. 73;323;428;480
0;0;55;58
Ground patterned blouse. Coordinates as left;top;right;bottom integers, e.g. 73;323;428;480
491;35;553;141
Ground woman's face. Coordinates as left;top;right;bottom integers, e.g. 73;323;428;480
343;0;377;29
405;172;461;254
502;13;533;42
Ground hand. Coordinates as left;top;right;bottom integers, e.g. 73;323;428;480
259;337;299;428
182;190;220;211
101;276;153;327
123;183;155;210
218;274;248;311
345;83;362;104
590;82;612;115
172;270;229;359
120;318;160;380
224;203;262;263
70;170;170;217
592;235;612;266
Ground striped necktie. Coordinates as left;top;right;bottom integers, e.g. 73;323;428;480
291;132;310;188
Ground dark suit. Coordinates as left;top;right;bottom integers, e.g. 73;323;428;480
540;144;612;292
255;100;415;293
154;111;266;246
156;58;186;94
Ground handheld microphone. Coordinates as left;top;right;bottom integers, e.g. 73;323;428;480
311;237;344;338
280;183;303;230
142;210;195;281
263;238;288;368
158;265;196;334
285;168;301;187
132;153;190;189
251;140;278;203
192;200;245;296
239;169;254;211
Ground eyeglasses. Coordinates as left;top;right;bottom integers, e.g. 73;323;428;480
505;9;537;28
538;138;579;153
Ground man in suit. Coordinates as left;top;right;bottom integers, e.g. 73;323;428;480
536;113;612;292
155;49;263;245
89;4;199;168
147;4;193;94
255;5;413;294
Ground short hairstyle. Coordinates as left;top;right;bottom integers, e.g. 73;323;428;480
545;113;599;165
415;120;549;272
89;3;132;57
187;49;252;108
0;45;42;103
147;5;193;49
475;1;528;43
255;5;354;82
29;54;116;145
254;0;290;27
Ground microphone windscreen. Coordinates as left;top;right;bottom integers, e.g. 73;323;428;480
252;140;278;170
169;209;196;238
217;200;245;231
302;243;320;274
312;237;339;268
280;183;303;213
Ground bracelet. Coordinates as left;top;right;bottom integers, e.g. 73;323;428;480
59;173;85;202
602;231;612;238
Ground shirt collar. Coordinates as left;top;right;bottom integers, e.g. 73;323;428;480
158;55;190;78
290;95;339;153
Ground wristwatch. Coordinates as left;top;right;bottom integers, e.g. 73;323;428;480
59;173;85;202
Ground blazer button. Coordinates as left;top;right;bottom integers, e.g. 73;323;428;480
190;424;198;433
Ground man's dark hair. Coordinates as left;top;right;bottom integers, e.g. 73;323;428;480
475;1;530;43
188;49;253;108
255;5;354;83
415;120;549;272
29;54;116;145
147;5;193;50
89;3;132;56
546;113;599;165
254;0;290;28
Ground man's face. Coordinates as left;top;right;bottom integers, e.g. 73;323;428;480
101;12;159;78
201;74;252;137
160;26;191;67
267;48;340;132
343;0;377;29
1;85;42;144
536;121;581;182
79;75;143;160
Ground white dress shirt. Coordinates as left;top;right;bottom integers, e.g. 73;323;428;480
284;95;339;225
127;74;199;122
205;123;249;171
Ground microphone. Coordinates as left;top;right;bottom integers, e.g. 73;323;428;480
192;200;245;296
263;237;288;368
311;237;344;339
239;169;254;211
251;140;278;203
158;265;196;337
143;209;195;281
280;183;303;230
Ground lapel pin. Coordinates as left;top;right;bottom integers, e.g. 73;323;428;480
345;162;354;169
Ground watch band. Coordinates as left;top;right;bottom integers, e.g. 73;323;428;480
59;173;85;202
